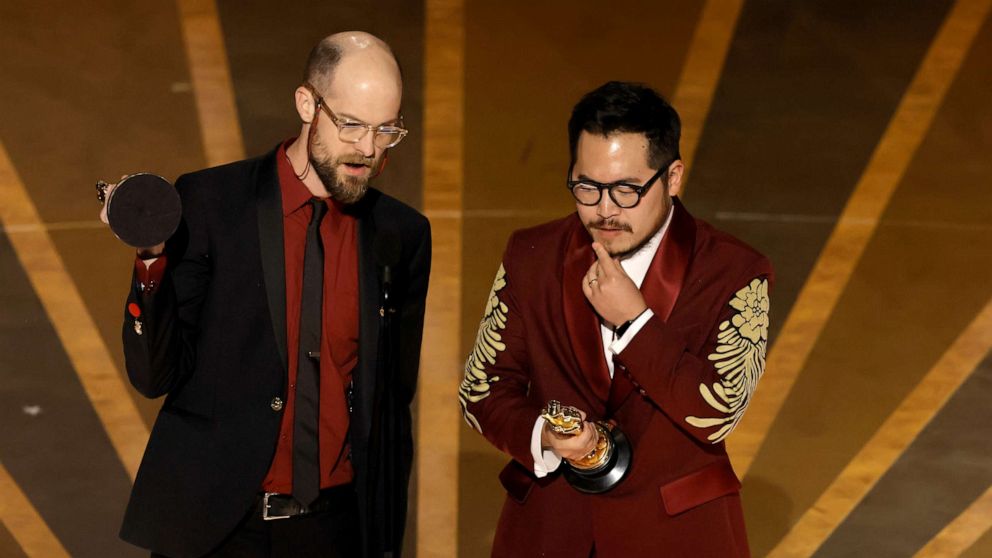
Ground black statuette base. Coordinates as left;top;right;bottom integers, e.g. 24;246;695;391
562;423;632;494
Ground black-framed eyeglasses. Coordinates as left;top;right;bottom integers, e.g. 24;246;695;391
303;82;409;149
566;163;670;208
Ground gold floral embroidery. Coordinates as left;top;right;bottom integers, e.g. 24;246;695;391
459;264;509;433
686;277;769;443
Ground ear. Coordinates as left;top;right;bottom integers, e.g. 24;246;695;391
665;159;685;197
295;86;316;124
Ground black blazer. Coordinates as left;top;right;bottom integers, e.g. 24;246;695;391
118;148;431;558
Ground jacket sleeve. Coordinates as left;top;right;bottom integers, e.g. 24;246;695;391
121;174;212;399
458;236;540;468
615;258;773;444
394;217;431;407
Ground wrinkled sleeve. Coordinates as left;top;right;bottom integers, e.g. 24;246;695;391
458;237;540;468
122;174;212;399
615;259;773;444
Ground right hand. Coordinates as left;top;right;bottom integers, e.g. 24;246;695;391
99;176;165;257
541;409;598;461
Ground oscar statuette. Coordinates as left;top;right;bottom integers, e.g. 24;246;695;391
541;400;632;494
96;173;180;248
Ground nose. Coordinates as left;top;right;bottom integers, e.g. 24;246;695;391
596;192;620;220
354;131;376;158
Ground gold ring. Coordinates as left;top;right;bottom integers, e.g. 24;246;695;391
588;277;599;286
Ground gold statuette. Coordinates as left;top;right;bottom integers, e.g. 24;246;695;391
540;400;633;493
541;400;611;472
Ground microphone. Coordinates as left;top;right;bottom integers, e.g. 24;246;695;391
374;232;402;312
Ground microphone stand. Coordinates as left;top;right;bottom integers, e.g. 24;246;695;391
371;263;398;557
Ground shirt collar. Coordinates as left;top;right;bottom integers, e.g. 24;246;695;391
277;139;316;216
619;203;674;289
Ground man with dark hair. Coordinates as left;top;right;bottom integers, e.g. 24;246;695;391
460;81;771;556
102;31;429;558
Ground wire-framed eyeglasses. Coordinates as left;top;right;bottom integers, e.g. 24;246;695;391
303;82;408;149
566;163;670;209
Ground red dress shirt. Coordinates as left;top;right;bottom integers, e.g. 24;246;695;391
262;139;359;492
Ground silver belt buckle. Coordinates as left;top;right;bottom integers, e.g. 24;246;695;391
262;492;292;521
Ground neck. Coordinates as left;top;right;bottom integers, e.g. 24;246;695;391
286;128;330;198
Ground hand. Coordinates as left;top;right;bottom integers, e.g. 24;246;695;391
581;242;647;328
97;176;126;225
99;176;166;257
542;408;598;461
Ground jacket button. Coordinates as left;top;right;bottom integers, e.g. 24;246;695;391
638;388;648;396
270;397;284;411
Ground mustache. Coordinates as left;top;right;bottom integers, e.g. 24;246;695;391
591;219;632;233
336;155;374;167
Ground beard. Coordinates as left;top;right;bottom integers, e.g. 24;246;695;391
585;202;670;259
310;151;380;204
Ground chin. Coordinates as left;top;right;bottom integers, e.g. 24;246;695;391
606;235;651;259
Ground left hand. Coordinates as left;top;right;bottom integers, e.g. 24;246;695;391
581;242;647;328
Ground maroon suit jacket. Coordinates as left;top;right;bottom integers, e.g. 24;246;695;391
459;199;773;557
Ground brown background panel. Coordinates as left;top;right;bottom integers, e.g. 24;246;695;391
745;228;992;556
814;350;992;557
0;523;28;558
216;0;425;210
814;16;992;555
742;9;992;550
686;0;952;338
0;0;209;429
457;1;704;555
963;527;992;557
0;230;142;558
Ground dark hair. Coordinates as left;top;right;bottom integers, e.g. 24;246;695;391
567;81;681;169
302;39;343;92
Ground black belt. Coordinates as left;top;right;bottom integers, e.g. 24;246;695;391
261;484;355;521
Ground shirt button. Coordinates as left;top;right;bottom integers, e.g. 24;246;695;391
270;397;284;411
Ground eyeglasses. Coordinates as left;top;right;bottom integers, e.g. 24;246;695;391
303;83;409;149
566;163;670;209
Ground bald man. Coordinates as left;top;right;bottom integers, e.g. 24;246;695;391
111;32;430;558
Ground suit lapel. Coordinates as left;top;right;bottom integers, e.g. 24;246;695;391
353;193;381;448
255;149;289;373
562;217;612;403
607;198;696;414
640;197;695;322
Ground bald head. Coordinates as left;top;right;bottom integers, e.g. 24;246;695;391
303;31;402;97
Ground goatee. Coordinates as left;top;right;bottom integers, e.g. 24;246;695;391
311;155;373;204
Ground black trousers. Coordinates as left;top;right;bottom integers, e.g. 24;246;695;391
152;488;360;558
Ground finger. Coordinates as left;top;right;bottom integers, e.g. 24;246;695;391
591;242;618;275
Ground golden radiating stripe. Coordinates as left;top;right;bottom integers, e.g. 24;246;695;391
418;0;464;556
176;0;246;166
0;461;70;558
671;0;744;187
727;0;992;477
0;143;149;481
767;295;992;557
915;484;992;557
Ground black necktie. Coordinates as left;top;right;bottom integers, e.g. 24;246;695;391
293;198;327;507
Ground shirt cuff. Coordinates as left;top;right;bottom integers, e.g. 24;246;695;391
609;309;654;355
530;416;562;478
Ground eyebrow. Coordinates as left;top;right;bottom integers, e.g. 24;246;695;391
576;173;643;184
336;112;403;127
